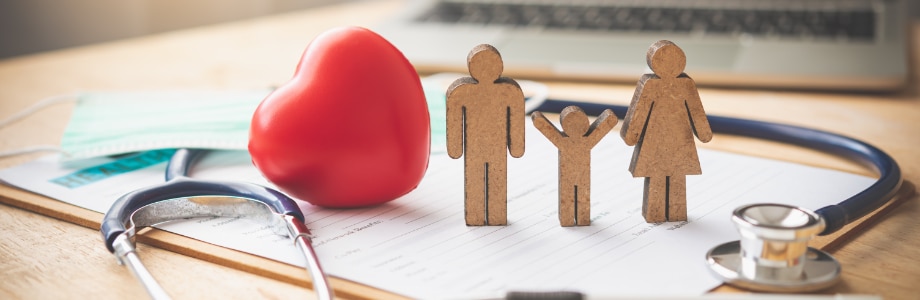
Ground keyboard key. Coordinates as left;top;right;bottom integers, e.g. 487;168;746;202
414;1;876;40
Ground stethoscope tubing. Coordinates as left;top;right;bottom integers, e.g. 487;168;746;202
100;148;333;299
100;149;305;252
535;99;902;236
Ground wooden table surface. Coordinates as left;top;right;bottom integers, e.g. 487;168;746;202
1;1;918;299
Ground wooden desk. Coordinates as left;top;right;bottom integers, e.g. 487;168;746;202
1;1;918;299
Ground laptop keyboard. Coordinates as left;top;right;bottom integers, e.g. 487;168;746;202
414;1;876;40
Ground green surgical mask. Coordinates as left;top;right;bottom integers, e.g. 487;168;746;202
60;89;271;160
424;80;447;154
59;81;449;161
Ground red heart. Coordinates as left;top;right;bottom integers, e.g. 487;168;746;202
249;27;430;208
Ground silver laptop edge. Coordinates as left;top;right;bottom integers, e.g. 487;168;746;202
375;0;909;91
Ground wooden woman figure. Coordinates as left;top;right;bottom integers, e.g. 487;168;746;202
533;106;617;226
620;40;713;223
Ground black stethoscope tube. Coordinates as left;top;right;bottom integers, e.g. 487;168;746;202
100;149;333;300
535;99;902;236
164;148;206;181
100;149;305;253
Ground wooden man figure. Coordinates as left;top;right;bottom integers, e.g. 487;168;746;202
533;106;617;226
446;44;526;226
620;40;713;223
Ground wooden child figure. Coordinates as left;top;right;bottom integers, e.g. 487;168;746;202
533;106;617;226
620;40;713;223
446;44;526;226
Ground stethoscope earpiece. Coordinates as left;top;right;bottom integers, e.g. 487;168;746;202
706;203;841;292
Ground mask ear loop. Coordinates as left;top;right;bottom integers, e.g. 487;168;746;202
0;94;77;158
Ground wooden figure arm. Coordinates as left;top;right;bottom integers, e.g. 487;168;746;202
531;111;564;147
446;78;474;159
683;79;713;143
585;109;618;147
620;75;654;146
503;78;526;158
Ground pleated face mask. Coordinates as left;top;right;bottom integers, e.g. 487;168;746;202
57;80;450;161
59;89;271;161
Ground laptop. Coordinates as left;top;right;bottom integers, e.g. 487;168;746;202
374;0;910;91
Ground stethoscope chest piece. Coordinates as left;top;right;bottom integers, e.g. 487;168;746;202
706;203;841;292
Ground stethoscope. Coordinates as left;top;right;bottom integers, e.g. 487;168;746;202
534;98;902;293
99;91;901;297
100;148;334;300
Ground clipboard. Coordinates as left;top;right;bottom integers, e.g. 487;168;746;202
0;147;913;298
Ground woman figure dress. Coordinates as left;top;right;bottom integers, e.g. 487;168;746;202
620;40;713;223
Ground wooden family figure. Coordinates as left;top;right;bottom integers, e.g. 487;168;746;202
446;44;526;226
620;40;713;223
447;40;711;226
533;107;617;226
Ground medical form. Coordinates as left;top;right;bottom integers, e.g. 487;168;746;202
0;120;875;298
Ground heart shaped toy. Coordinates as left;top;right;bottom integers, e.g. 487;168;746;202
249;27;430;208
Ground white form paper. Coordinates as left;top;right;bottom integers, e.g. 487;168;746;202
0;121;875;298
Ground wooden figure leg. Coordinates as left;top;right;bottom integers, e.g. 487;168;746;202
642;176;667;223
558;184;576;227
576;184;591;226
464;159;486;226
486;158;508;225
667;176;688;221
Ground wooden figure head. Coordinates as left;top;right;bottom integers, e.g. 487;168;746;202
646;40;686;78
466;44;504;83
560;106;590;137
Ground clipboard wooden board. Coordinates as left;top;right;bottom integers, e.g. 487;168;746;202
0;152;914;299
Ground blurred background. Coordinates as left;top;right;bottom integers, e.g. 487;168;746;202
1;0;917;91
2;0;918;60
0;0;341;59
